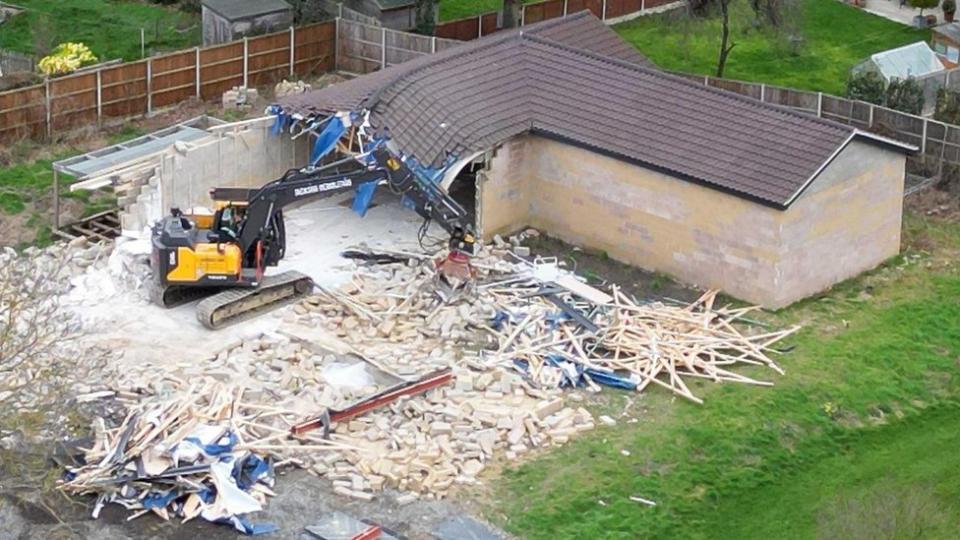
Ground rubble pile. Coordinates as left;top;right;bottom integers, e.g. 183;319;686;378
61;382;286;535
274;79;312;98
65;232;798;527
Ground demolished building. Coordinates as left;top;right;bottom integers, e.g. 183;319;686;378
277;12;914;309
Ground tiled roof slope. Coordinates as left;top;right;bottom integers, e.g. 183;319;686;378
280;12;651;117
280;13;909;207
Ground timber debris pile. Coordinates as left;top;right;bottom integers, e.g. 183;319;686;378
58;233;798;528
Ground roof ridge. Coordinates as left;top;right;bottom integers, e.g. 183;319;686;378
519;32;854;136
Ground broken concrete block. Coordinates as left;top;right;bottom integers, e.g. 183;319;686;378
536;399;564;420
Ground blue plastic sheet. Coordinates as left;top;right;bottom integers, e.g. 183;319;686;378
310;116;347;166
352;181;378;217
267;105;287;136
233;454;270;491
142;491;178;509
183;431;238;457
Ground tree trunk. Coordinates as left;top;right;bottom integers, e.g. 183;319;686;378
503;0;521;28
716;0;735;78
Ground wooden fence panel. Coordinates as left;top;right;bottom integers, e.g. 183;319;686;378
707;77;763;100
435;17;482;41
606;0;628;18
566;0;603;17
248;32;291;88
100;61;148;119
294;22;335;78
524;0;564;24
385;28;433;66
764;85;818;112
199;42;243;101
338;19;384;74
480;12;500;36
49;72;97;132
151;50;197;109
0;86;45;140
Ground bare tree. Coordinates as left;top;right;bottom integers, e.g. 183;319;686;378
716;0;735;77
503;0;521;29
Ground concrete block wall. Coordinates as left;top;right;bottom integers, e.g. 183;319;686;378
120;119;310;235
775;142;905;306
477;135;906;309
477;136;533;240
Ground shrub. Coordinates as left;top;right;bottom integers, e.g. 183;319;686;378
945;0;957;11
910;0;940;15
37;42;98;76
934;87;960;124
885;77;925;115
846;71;886;105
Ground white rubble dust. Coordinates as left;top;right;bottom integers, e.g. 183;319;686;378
64;193;425;369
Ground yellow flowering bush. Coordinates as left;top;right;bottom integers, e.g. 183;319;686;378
38;43;99;76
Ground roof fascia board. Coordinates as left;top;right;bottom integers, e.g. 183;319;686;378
782;132;856;208
784;128;916;207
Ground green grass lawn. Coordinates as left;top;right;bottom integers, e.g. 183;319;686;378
440;0;541;21
0;0;199;62
615;0;930;94
491;213;960;539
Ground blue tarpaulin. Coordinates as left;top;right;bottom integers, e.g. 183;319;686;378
310;115;348;166
352;181;379;217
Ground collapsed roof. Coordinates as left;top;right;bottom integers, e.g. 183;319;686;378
279;12;911;208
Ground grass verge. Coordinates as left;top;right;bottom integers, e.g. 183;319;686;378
490;211;960;539
615;0;929;95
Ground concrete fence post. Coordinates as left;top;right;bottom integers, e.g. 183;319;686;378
44;78;51;139
817;92;823;117
381;27;387;68
334;18;340;72
339;2;343;18
760;83;766;102
96;69;103;126
868;103;874;127
431;36;437;54
602;0;607;20
146;58;153;115
289;26;295;77
642;0;646;11
243;37;249;88
563;0;569;15
195;47;201;99
478;15;483;39
922;118;928;154
520;5;525;26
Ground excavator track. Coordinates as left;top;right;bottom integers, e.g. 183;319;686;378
148;279;220;309
196;271;314;330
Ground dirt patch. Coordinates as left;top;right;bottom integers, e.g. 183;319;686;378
906;187;960;223
523;232;703;304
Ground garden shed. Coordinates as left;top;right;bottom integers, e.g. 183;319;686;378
932;23;960;67
345;0;418;30
279;12;914;308
201;0;294;46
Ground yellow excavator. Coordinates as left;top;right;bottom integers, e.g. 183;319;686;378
149;146;475;329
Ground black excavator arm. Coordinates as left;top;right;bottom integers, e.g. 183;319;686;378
224;146;474;273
